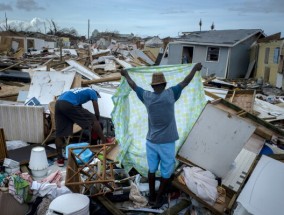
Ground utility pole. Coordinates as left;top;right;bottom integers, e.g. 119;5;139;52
5;12;8;30
199;19;202;32
88;19;90;40
44;22;46;34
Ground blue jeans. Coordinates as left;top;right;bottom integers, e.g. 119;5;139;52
146;140;175;179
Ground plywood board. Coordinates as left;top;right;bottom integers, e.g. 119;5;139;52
178;103;256;178
237;155;284;215
222;148;257;192
26;71;75;105
65;60;100;79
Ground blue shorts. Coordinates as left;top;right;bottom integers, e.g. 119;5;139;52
146;140;176;179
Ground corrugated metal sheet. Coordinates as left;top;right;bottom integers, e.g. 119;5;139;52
0;105;45;143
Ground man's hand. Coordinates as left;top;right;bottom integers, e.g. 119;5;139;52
120;69;128;77
120;69;137;90
193;63;202;72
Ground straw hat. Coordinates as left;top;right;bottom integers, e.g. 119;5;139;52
151;72;167;85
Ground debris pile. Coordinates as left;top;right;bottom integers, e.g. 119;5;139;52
0;30;284;215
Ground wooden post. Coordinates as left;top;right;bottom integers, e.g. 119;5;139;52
82;76;121;86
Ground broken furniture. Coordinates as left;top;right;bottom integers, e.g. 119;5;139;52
173;99;284;214
42;100;82;145
173;98;284;214
174;102;256;215
0;104;45;143
65;143;119;196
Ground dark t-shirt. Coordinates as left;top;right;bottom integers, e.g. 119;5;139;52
135;84;183;143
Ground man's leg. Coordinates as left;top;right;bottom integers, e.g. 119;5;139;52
92;120;106;143
146;140;160;205
148;172;156;205
152;142;175;209
55;101;73;167
55;136;65;167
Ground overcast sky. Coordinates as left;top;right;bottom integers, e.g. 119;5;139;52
0;0;283;38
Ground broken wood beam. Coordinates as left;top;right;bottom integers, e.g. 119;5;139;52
204;90;221;100
0;60;26;72
0;93;19;99
161;199;191;215
82;76;121;85
50;61;67;68
96;195;126;215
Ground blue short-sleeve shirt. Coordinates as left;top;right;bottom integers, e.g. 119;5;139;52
58;87;98;105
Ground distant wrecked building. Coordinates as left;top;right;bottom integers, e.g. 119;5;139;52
251;33;284;88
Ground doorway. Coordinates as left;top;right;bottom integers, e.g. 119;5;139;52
182;46;194;64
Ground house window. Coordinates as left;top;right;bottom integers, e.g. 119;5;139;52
273;47;280;64
264;48;270;64
206;47;219;61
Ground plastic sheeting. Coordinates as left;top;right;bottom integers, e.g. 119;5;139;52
111;64;206;177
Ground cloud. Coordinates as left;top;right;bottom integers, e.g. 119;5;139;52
0;3;13;11
160;9;188;15
16;0;45;11
30;17;46;27
230;0;284;13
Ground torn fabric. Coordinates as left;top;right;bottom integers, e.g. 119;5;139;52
112;64;206;177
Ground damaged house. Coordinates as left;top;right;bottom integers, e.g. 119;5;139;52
160;29;265;79
250;32;284;88
0;30;57;55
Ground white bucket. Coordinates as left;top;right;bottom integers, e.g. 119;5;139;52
47;193;90;215
29;146;49;177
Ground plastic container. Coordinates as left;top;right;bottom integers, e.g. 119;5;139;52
29;146;49;177
65;142;93;164
47;193;89;215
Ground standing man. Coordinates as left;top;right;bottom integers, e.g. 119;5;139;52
55;87;106;167
120;63;202;208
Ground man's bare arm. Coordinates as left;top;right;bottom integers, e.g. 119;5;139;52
179;63;202;89
92;101;100;120
120;69;137;90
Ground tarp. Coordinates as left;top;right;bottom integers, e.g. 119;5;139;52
111;64;206;177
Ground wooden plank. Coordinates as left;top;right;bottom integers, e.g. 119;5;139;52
82;76;121;86
65;59;100;80
71;74;82;88
0;128;8;162
161;199;191;215
96;194;126;215
204;90;221;100
213;99;284;136
172;179;231;215
0;60;26;72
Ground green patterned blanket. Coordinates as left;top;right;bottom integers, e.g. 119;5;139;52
111;64;206;177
